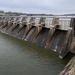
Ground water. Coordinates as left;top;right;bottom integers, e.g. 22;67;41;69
0;32;73;75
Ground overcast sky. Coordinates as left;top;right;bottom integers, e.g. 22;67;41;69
0;0;75;14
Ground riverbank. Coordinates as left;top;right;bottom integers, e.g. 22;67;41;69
60;56;75;75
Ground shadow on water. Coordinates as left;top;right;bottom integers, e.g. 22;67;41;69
0;32;74;75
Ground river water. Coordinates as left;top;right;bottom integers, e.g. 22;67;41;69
0;32;73;75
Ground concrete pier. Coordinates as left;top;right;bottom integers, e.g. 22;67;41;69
59;37;75;75
70;37;75;54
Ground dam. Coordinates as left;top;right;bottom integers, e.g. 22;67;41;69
0;15;74;59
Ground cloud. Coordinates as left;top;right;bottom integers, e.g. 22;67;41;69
0;0;75;14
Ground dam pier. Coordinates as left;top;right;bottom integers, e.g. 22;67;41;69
0;16;74;58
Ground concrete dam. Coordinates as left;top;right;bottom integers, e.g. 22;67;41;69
0;16;74;59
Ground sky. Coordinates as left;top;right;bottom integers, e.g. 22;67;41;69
0;0;75;14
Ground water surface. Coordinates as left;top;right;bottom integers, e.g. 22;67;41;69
0;32;73;75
